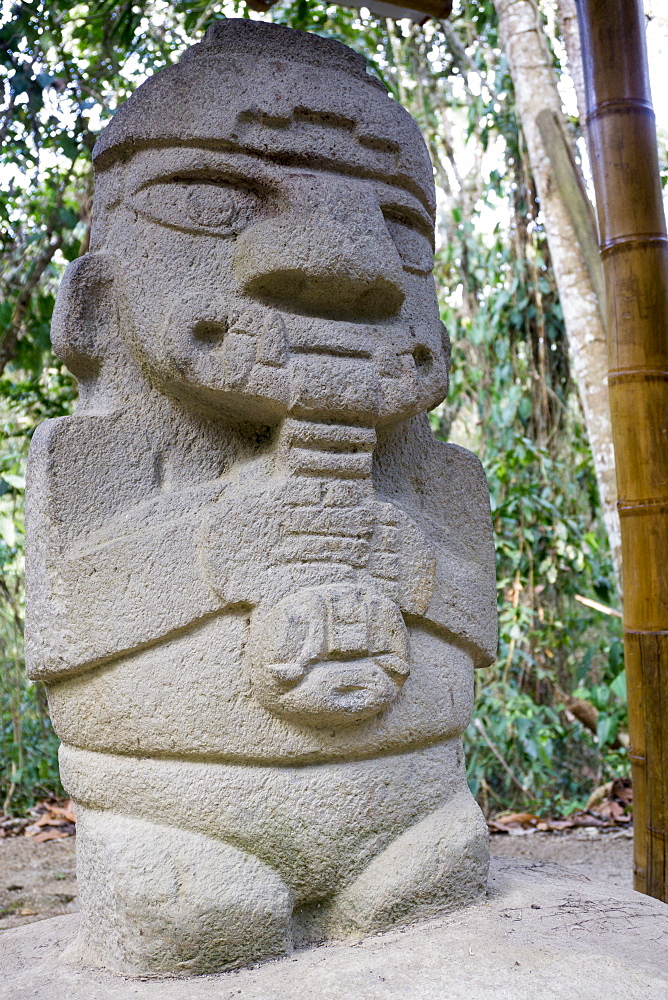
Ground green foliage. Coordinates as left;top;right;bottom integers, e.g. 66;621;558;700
0;0;628;815
0;387;66;812
413;3;627;814
432;127;627;813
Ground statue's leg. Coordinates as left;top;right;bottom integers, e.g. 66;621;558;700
70;804;294;976
324;789;488;937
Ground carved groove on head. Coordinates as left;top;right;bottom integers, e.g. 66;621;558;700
91;19;435;216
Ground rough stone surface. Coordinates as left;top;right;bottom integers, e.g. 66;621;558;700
25;18;497;975
2;858;668;1000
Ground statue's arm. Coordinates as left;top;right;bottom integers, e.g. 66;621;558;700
25;416;224;680
421;439;498;667
374;416;498;668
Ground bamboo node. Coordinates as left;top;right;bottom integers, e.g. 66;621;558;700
586;98;654;124
617;497;668;516
624;628;668;636
608;369;668;385
600;234;667;255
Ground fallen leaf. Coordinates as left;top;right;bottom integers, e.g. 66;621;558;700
488;812;540;833
46;801;76;824
32;829;69;843
499;812;540;826
611;777;633;808
35;814;68;828
585;782;613;812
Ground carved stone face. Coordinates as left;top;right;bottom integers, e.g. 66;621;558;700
90;21;450;427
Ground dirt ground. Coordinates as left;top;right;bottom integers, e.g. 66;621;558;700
0;835;78;930
0;827;634;934
490;827;634;888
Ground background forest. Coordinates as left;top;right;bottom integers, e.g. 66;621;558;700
2;0;657;817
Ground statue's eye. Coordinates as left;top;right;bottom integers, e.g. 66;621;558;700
382;209;434;276
130;176;267;236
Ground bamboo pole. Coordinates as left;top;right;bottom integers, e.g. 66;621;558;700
575;0;668;901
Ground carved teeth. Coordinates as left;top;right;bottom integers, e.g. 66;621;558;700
278;419;376;479
288;449;373;479
279;419;376;452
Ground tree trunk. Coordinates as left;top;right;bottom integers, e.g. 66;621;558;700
494;0;621;587
555;0;588;131
576;0;668;904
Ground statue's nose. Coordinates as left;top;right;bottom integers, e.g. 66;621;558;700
232;175;406;322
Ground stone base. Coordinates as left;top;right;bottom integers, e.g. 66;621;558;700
2;857;667;1000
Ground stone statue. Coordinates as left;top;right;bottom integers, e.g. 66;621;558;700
25;19;497;976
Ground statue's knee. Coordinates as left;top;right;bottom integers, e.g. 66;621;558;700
326;790;488;937
73;807;293;976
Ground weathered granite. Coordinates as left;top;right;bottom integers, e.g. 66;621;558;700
25;18;497;976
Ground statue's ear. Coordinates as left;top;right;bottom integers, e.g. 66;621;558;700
50;252;121;381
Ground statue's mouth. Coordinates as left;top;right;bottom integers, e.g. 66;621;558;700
187;306;417;360
263;658;405;729
145;299;445;425
290;342;373;360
